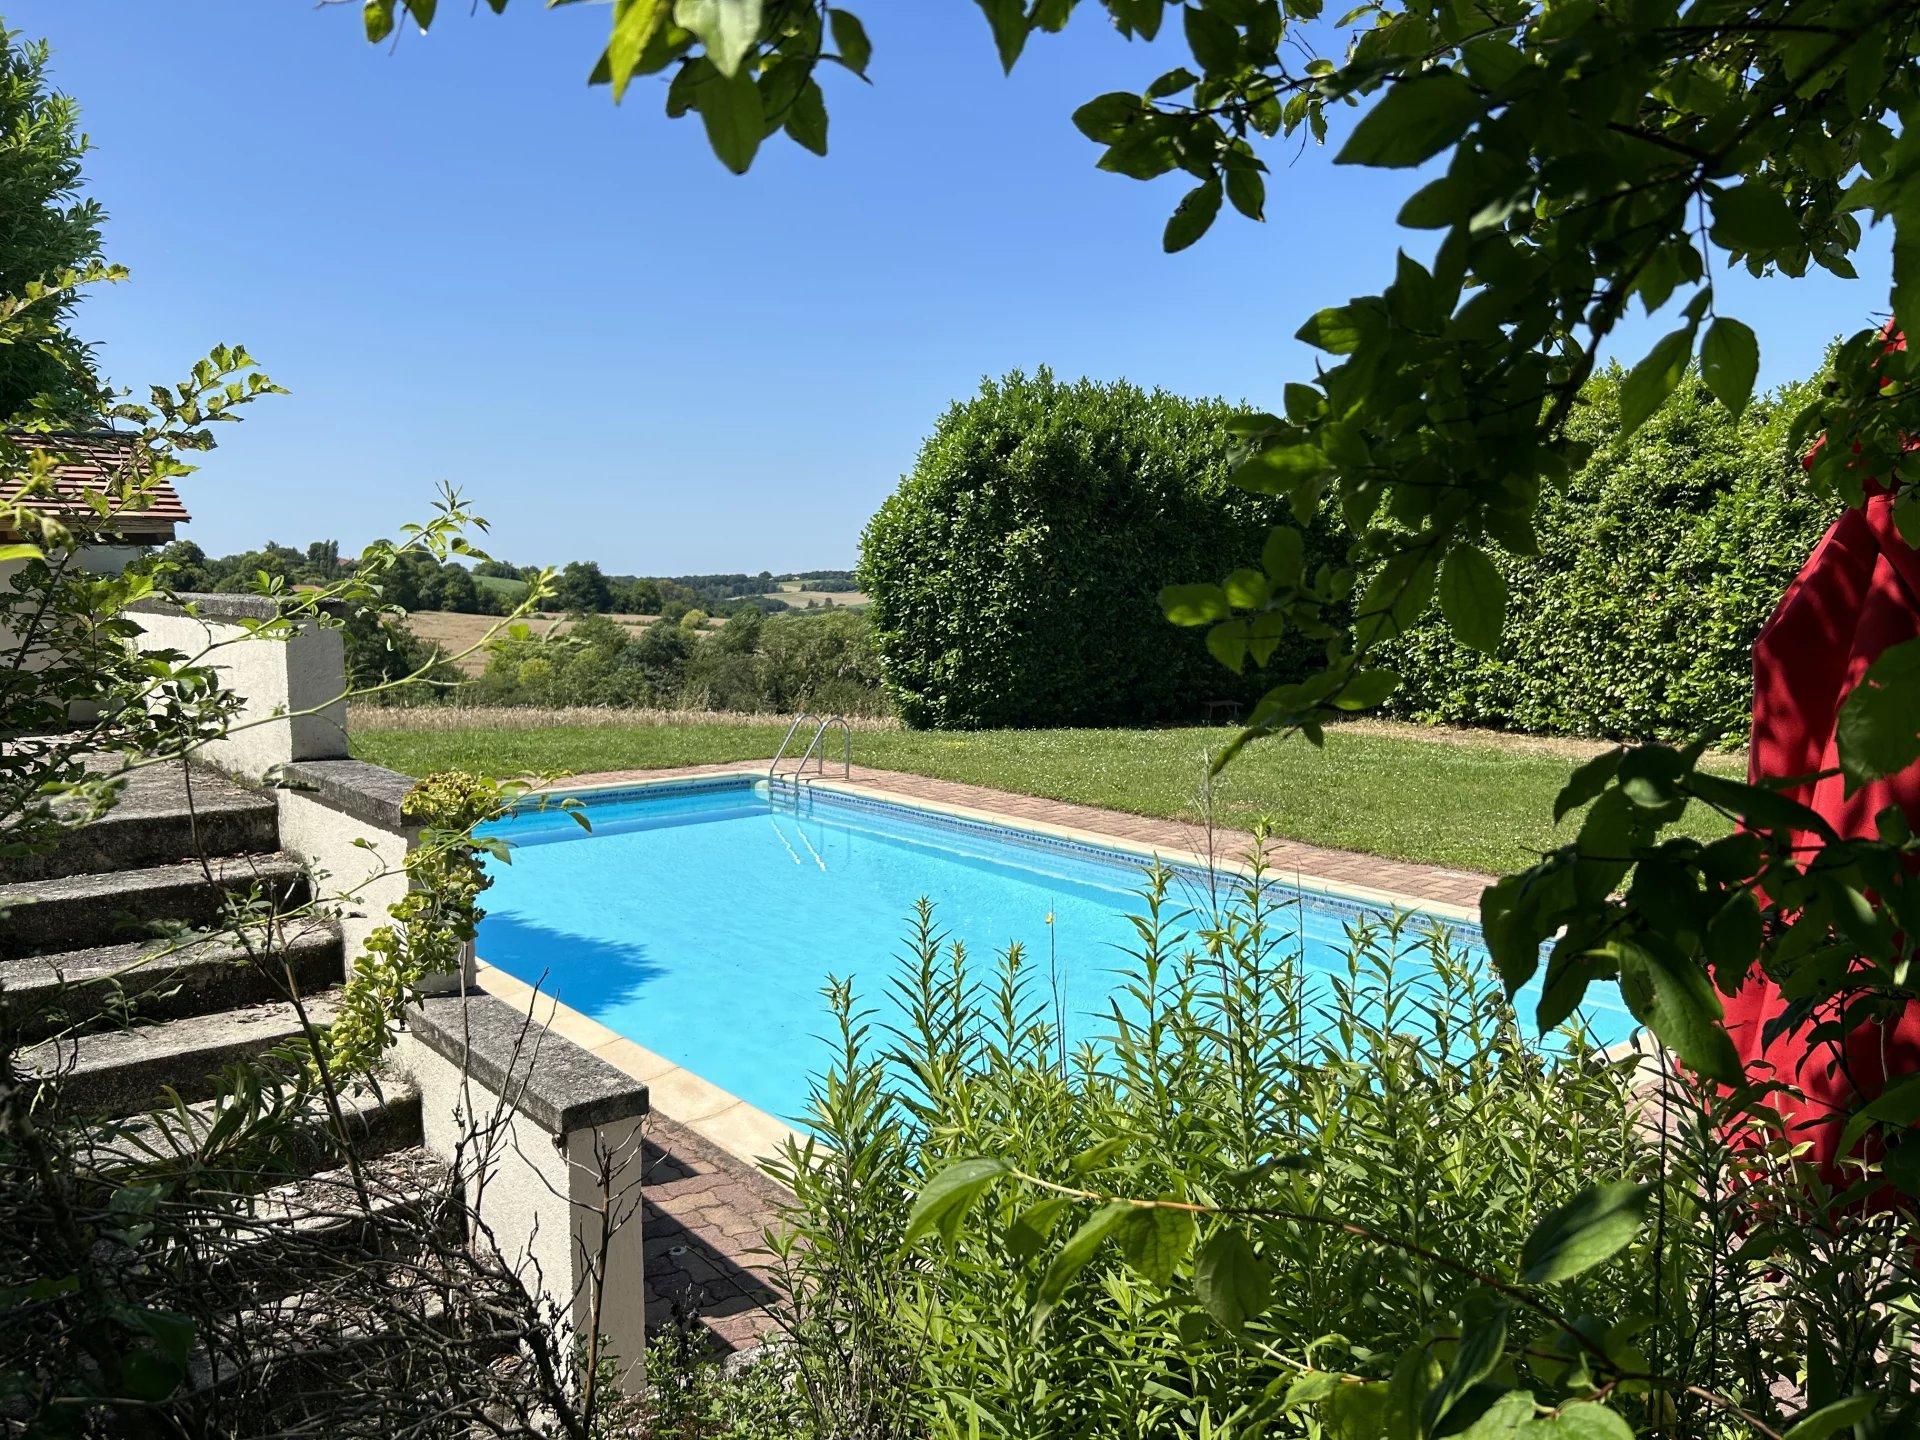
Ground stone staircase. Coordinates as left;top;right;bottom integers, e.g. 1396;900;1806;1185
0;763;419;1125
0;761;469;1422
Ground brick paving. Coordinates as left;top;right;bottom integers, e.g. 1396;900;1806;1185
639;1113;792;1355
589;761;1499;1354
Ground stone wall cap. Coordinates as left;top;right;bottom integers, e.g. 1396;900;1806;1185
277;758;417;832
129;592;348;622
406;990;650;1134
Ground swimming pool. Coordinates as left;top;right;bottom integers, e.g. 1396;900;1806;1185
474;776;1633;1124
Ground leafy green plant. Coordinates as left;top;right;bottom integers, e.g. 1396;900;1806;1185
326;770;527;1072
763;856;1676;1439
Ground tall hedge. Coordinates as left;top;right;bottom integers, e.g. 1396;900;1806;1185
859;370;1340;729
1382;368;1837;741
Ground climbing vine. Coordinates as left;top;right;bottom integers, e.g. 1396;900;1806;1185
327;771;524;1073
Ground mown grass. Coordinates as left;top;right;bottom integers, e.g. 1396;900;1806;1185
351;720;1740;875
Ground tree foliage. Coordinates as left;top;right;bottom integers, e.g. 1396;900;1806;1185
0;27;105;415
859;369;1336;729
1385;366;1835;741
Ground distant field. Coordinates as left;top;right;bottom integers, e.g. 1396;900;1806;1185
765;579;867;608
403;610;663;674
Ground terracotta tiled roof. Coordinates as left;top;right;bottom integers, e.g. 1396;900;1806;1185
0;431;190;542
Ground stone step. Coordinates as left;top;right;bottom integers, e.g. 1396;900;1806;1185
1;918;346;1042
0;762;280;882
96;1072;425;1173
208;1148;456;1295
0;853;310;959
19;991;341;1117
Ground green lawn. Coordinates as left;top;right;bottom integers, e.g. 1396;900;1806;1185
351;722;1739;876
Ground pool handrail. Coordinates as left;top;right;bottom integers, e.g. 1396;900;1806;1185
770;713;851;792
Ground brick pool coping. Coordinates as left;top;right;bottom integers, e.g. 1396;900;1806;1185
477;762;1502;1352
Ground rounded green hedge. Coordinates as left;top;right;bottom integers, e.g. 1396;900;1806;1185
1382;369;1837;741
859;370;1340;729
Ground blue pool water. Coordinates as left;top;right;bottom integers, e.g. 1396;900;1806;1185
475;778;1633;1123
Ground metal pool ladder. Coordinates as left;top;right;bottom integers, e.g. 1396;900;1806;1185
768;713;851;795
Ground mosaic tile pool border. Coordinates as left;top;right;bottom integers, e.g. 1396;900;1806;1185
532;771;1491;947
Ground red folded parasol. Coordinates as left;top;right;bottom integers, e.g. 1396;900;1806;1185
1731;469;1920;1189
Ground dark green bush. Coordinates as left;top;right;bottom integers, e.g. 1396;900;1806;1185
1381;369;1835;741
859;369;1341;729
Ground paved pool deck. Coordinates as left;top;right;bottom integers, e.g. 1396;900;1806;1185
487;761;1500;1354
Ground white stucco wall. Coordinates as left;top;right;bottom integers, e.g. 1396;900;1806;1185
400;1031;648;1390
132;602;348;780
275;788;414;966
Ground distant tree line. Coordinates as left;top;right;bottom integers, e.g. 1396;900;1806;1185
137;542;840;620
364;607;888;717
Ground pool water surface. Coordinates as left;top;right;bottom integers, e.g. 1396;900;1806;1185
475;777;1632;1123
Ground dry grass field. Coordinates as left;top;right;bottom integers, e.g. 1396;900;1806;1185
402;610;664;674
763;580;867;608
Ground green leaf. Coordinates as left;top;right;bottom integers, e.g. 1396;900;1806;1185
1835;636;1920;794
1234;442;1327;494
1161;583;1229;626
828;8;871;75
1183;5;1240;73
975;0;1031;72
1709;182;1802;253
1519;1182;1651;1285
1333;667;1399;711
1424;1295;1509;1433
1033;1201;1132;1331
1117;1203;1196;1289
1005;1195;1071;1263
406;0;437;27
1439;544;1506;653
1226;166;1266;221
1782;1396;1877;1440
1193;1226;1268;1331
1554;748;1623;823
1537;1404;1635;1439
1207;619;1249;671
1700;317;1759;418
364;0;396;41
1614;936;1742;1083
1336;71;1484;169
1837;1071;1920;1156
673;0;763;77
786;79;829;155
905;1157;1010;1247
1164;176;1224;253
606;0;672;100
1296;305;1365;354
1223;568;1269;608
1618;327;1694;436
695;63;765;174
0;543;41;564
1073;92;1144;143
1262;526;1306;587
1321;1380;1389;1440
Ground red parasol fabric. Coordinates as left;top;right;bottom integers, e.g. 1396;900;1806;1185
1730;473;1920;1187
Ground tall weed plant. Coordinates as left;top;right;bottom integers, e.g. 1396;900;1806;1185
753;851;1914;1439
763;855;1642;1438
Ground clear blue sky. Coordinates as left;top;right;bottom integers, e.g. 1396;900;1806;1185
16;2;1895;574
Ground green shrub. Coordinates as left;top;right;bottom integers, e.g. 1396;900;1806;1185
760;856;1914;1439
1380;370;1835;741
859;369;1342;729
765;864;1649;1436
